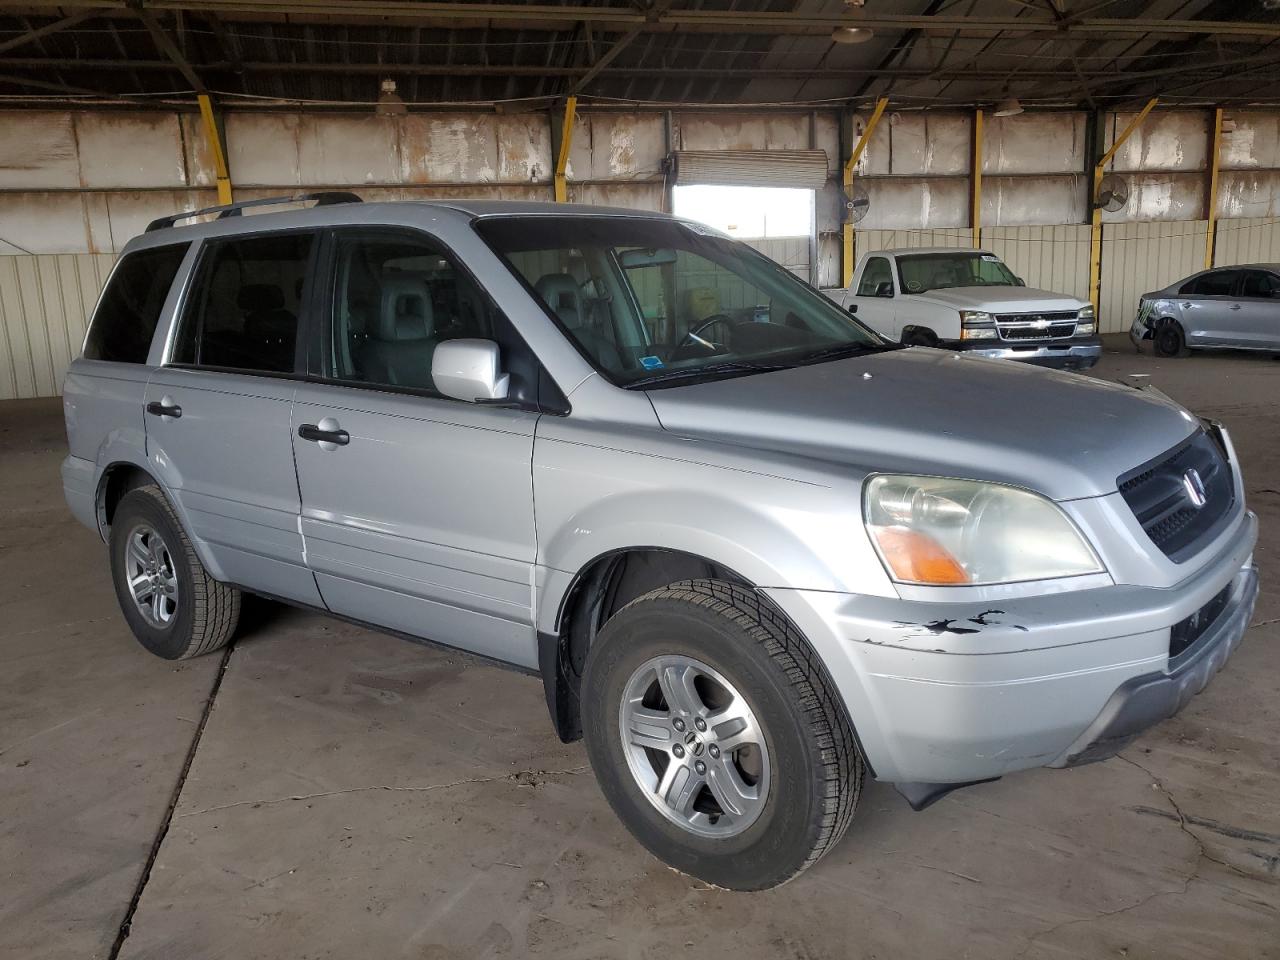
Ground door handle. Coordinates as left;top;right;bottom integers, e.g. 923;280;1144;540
1229;303;1242;310
1180;302;1192;309
298;421;350;447
145;400;182;419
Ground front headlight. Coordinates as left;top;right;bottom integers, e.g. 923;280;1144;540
1077;304;1095;321
1076;322;1096;335
959;310;997;340
863;475;1103;586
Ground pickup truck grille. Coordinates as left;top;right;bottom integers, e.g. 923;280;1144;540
1117;431;1234;563
994;311;1078;341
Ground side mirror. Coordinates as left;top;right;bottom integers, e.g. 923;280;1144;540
432;339;510;402
1014;277;1026;287
847;303;859;315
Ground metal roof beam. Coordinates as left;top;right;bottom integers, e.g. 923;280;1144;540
0;10;97;54
10;2;1280;40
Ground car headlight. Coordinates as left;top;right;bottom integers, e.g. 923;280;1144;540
959;310;997;340
1076;322;1096;335
1077;304;1095;321
863;475;1103;586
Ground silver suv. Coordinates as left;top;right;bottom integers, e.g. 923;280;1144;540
63;195;1258;891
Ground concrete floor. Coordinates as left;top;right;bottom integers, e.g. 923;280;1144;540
2;339;1278;960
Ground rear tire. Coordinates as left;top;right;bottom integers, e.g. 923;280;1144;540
108;484;240;660
1153;320;1187;358
581;579;862;890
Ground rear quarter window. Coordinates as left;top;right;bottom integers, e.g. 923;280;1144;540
82;244;189;363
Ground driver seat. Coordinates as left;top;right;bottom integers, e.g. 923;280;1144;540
535;273;622;371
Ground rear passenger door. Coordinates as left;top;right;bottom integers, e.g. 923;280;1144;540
144;230;323;607
290;229;542;669
1178;270;1241;345
1236;270;1280;349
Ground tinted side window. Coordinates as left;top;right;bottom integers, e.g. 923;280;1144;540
328;235;494;392
1186;271;1238;297
1241;271;1280;299
858;257;893;297
83;244;188;363
174;232;313;373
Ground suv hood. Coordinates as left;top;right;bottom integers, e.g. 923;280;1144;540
912;285;1085;313
646;348;1198;500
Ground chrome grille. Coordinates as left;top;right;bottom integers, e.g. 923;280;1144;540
994;311;1078;341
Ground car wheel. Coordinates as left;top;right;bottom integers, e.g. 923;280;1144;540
1153;320;1187;358
109;484;241;660
581;579;863;890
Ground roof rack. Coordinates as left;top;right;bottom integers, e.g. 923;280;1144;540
145;191;362;233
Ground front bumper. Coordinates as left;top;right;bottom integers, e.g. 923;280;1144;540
1050;564;1258;767
946;335;1102;370
764;511;1257;786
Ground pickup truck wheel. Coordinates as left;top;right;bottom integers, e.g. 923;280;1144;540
581;579;862;890
1153;320;1187;358
108;484;241;660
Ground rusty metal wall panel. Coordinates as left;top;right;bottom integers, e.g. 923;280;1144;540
675;113;811;153
568;183;665;211
1099;220;1208;334
225;113;302;187
569;112;664;182
0;111;80;190
1218;170;1280;219
1214;217;1280;266
1100;172;1205;223
860;177;968;229
1108;110;1209;173
984;175;1086;226
74;113;189;189
296;115;402;186
0;252;115;400
403;113;551;184
984;113;1086;175
985;225;1091;300
1221;112;1280;170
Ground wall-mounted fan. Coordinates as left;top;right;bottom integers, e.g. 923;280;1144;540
844;183;870;223
1095;174;1130;212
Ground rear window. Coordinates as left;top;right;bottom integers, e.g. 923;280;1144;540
82;244;188;363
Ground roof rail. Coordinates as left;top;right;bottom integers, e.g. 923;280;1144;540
145;191;362;233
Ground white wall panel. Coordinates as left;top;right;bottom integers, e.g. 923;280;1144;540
0;112;80;190
569;112;664;182
74;113;189;189
1214;217;1280;266
1099;220;1208;334
0;253;115;400
985;225;1091;301
854;228;973;255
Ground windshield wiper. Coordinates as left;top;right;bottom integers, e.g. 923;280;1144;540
796;341;899;365
624;359;792;389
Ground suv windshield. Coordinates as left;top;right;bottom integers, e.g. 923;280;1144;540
477;216;888;387
897;252;1017;293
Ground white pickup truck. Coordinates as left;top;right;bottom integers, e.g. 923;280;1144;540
827;247;1101;370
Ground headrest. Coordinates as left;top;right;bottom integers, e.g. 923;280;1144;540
378;275;434;341
238;283;285;312
534;273;583;330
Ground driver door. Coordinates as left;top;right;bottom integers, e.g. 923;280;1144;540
291;228;542;669
849;255;898;339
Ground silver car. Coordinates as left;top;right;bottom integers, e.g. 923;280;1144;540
1131;263;1280;356
62;196;1258;890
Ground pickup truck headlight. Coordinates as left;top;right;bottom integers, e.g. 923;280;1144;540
864;475;1103;586
959;310;997;340
1076;304;1096;335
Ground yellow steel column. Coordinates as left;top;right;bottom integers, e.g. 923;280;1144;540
1089;97;1157;314
553;95;578;203
971;108;984;248
843;97;888;288
1204;106;1223;269
197;93;233;205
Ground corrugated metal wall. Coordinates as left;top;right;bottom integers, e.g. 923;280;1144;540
1099;221;1209;334
0;253;115;399
0;105;1277;397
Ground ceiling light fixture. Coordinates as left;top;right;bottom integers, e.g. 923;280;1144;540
831;25;874;44
376;78;407;117
993;96;1024;117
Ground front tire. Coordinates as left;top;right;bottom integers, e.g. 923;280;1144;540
108;484;241;660
581;580;862;890
1153;319;1187;357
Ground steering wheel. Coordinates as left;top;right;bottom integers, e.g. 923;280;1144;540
680;313;737;348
